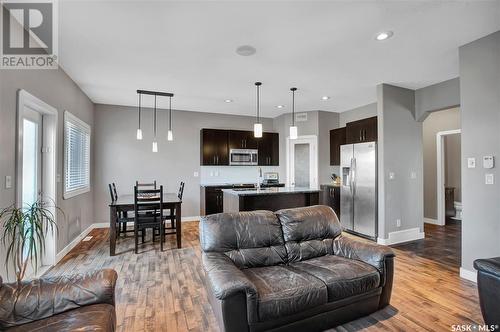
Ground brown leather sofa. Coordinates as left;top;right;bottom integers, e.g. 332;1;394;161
0;269;118;331
200;205;395;332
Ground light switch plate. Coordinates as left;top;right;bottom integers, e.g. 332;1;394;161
467;158;476;168
485;174;494;185
193;171;199;177
5;176;12;189
483;156;494;169
389;172;395;180
410;171;417;179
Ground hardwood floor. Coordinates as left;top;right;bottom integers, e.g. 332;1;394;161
45;221;481;332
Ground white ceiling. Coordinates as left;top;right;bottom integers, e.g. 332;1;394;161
59;0;500;117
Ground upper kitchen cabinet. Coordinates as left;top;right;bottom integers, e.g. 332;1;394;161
330;127;346;165
228;130;258;150
258;132;279;166
345;116;378;144
200;129;229;165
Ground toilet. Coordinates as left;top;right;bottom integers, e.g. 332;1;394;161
452;201;462;220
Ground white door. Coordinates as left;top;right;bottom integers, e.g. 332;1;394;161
287;135;318;188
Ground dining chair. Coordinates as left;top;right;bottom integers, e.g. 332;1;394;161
109;183;134;236
135;180;157;189
164;181;185;231
134;185;165;253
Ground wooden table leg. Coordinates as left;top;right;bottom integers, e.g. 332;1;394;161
176;203;182;248
110;205;117;256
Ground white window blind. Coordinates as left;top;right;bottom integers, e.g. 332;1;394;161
64;111;91;199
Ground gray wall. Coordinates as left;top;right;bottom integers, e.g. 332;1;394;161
339;103;377;127
422;108;461;219
0;68;95;280
415;78;460;121
93;104;274;222
459;31;500;272
377;84;423;239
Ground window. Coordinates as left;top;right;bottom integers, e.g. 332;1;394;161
64;111;91;199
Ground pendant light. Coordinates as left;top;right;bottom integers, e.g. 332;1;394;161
152;95;158;152
167;95;173;141
290;87;298;139
136;93;143;140
254;82;263;138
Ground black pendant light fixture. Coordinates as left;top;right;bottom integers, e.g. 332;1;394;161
152;94;158;152
136;93;143;140
254;82;263;138
167;95;173;141
290;87;298;139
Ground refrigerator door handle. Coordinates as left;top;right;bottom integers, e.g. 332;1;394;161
351;157;356;197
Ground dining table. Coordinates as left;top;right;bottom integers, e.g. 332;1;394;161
108;193;182;256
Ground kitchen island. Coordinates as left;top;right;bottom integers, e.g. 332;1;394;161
222;187;320;212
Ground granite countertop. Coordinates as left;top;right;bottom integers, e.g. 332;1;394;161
222;187;321;196
200;183;256;187
321;183;342;187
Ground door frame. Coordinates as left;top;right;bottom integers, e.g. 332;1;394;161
436;129;461;226
16;89;58;275
286;135;318;188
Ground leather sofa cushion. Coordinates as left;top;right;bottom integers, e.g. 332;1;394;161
276;205;342;263
243;265;328;322
291;255;380;302
200;211;287;268
7;304;115;332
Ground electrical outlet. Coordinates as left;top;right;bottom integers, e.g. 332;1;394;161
485;173;494;185
467;158;476;168
389;172;395;180
193;171;199;177
396;219;401;227
5;176;12;189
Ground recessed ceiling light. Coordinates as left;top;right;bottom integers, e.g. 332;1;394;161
224;99;233;103
276;105;284;109
236;45;256;56
375;31;394;41
321;96;330;100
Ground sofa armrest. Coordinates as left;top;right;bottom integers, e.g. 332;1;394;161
333;236;394;274
202;252;257;300
0;269;117;329
474;257;500;278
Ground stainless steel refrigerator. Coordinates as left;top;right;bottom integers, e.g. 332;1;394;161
340;142;377;239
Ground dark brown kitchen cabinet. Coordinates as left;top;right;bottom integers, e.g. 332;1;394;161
258;132;279;166
330;127;346;165
320;185;340;218
228;130;258;150
200;129;229;165
345;116;378;144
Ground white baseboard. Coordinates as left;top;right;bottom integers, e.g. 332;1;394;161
460;268;477;283
424;218;441;225
377;227;425;245
182;215;200;222
55;223;96;262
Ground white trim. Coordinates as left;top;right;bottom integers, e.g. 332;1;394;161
182;215;200;222
16;89;59;273
459;268;477;283
286;135;319;188
55;223;95;262
424;217;440;225
377;227;425;245
436;129;461;226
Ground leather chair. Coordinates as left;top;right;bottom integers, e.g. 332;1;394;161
0;269;118;331
200;205;395;332
474;257;500;327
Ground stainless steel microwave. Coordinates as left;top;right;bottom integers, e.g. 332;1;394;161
229;149;258;166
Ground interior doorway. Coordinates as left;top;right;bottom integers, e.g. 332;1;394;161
286;135;318;188
16;90;58;277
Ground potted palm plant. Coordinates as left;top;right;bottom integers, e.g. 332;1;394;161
0;199;60;285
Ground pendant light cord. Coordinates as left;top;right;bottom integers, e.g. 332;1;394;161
154;95;157;138
169;96;172;130
138;93;142;129
291;87;297;126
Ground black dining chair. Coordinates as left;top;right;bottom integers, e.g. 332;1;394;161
136;180;157;189
134;185;165;253
109;183;134;236
164;181;184;231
